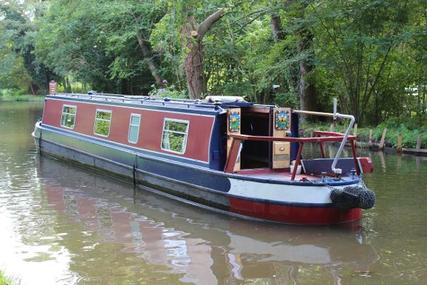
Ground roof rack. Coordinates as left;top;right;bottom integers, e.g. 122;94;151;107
50;92;253;110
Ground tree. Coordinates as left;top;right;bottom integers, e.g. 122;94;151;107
182;8;225;99
0;1;55;94
311;0;418;123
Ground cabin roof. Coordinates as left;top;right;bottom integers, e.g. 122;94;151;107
48;93;263;115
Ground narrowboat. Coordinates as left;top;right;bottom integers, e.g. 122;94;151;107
32;92;375;225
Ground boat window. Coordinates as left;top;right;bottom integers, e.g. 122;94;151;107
161;119;189;154
94;110;112;137
60;105;77;129
128;114;141;144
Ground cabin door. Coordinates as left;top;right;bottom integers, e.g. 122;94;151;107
227;108;241;172
272;107;291;169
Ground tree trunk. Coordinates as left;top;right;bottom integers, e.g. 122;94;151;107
184;39;205;99
298;29;317;114
183;9;225;99
65;77;72;93
136;34;164;86
271;14;284;42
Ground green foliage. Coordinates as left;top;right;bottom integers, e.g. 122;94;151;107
302;118;427;149
311;0;426;124
94;110;112;136
0;0;425;129
162;120;189;153
0;271;10;285
0;1;56;94
149;86;187;99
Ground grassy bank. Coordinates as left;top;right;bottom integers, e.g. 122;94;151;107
302;121;427;149
0;89;44;102
0;271;10;285
0;94;44;102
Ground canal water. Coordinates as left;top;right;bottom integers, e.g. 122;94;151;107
0;101;426;285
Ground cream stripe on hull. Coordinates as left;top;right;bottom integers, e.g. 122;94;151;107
228;178;361;205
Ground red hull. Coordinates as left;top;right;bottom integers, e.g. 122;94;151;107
229;197;362;225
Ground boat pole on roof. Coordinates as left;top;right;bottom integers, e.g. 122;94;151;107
292;108;355;175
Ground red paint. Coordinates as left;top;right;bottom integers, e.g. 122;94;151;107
229;133;356;143
313;130;356;140
42;98;214;162
238;168;286;175
45;186;65;213
358;157;374;173
229;197;362;225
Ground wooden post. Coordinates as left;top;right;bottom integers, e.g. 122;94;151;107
397;133;403;153
350;139;360;175
379;128;387;150
329;123;334;132
368;129;373;146
416;135;422;150
291;143;304;181
224;138;242;173
353;123;358;137
319;142;325;158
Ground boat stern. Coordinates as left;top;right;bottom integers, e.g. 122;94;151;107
226;175;370;225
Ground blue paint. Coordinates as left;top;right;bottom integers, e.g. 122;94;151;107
138;156;231;192
208;114;227;170
290;112;299;161
302;158;359;175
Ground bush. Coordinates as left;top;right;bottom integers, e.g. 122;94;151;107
148;86;188;99
0;271;10;285
301;119;427;149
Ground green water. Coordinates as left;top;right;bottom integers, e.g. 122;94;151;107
0;102;426;285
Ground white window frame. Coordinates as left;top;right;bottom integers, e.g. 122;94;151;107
60;104;77;129
128;113;141;144
161;118;190;154
93;109;112;137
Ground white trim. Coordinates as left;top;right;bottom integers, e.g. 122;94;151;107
228;178;336;204
93;109;112;137
128;113;141;144
160;118;190;155
60;104;77;129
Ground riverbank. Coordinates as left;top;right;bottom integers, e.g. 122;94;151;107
0;94;44;102
0;271;10;285
302;121;427;152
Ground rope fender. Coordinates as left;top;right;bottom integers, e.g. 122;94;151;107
330;185;376;210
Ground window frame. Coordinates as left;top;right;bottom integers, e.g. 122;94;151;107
60;104;77;129
160;118;190;155
127;113;141;144
93;109;113;137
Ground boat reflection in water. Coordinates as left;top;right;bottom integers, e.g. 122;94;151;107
38;155;379;284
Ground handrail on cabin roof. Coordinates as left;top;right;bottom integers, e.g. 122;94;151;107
51;92;255;108
50;93;230;112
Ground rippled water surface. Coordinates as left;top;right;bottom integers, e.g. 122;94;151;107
0;101;426;284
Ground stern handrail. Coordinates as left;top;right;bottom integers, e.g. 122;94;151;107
292;110;355;175
225;110;357;180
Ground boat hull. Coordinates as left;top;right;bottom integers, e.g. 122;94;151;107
33;122;363;225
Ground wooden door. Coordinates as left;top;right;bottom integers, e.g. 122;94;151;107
272;107;291;169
